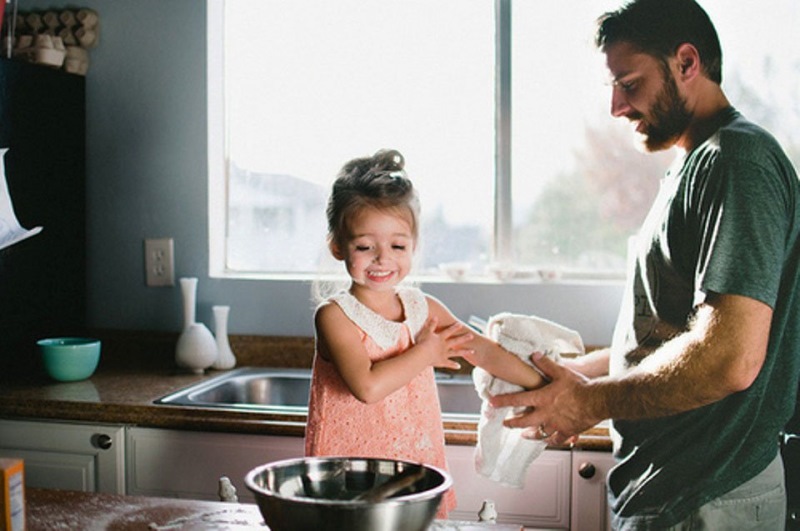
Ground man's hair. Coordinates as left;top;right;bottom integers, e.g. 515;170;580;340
595;0;722;84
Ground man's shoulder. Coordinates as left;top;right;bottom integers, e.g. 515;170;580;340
716;112;784;161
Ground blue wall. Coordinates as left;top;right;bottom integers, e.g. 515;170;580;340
19;0;622;345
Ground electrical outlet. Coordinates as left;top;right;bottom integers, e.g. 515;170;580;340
144;238;175;287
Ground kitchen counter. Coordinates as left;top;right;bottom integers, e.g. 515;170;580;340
0;330;611;449
25;488;522;530
26;487;266;530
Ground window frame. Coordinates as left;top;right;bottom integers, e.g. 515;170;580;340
206;0;617;282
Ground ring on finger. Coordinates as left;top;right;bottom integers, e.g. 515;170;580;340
537;424;550;438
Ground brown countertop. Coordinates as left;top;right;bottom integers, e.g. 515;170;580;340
0;361;310;437
26;487;267;530
26;488;522;530
0;330;611;450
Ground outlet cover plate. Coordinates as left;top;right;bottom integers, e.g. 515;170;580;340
144;238;175;287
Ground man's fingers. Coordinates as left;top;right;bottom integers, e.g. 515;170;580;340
489;388;537;409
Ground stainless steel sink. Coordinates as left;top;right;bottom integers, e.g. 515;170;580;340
155;367;482;418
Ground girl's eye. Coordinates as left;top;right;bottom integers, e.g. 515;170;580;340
354;245;372;252
392;245;407;251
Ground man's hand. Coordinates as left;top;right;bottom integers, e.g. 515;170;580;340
489;352;604;445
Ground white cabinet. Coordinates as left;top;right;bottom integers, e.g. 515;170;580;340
446;445;572;528
0;418;125;493
126;427;305;502
0;417;614;529
570;450;616;531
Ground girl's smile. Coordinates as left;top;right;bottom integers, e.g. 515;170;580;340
365;269;396;282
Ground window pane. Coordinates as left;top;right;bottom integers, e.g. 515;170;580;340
221;0;800;279
703;1;800;162
224;0;495;274
510;0;800;276
511;0;674;275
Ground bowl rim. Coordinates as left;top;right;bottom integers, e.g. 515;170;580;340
37;337;101;348
244;456;453;506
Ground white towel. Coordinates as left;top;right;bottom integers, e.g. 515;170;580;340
472;312;584;488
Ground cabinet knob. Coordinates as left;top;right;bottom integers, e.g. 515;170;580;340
93;433;113;450
578;462;596;479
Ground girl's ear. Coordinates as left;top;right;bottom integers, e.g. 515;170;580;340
329;239;345;261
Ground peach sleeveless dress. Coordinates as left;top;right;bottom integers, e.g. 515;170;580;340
304;287;456;516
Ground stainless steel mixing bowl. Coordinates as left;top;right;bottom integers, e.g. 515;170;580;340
244;456;452;531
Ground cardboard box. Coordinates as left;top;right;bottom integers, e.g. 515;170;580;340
0;459;24;531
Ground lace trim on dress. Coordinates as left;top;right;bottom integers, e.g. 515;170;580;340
330;287;429;350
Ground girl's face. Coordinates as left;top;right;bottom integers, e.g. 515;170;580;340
333;207;415;293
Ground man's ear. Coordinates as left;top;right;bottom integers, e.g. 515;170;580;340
674;43;701;79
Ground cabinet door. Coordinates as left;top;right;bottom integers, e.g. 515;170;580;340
126;427;304;502
0;419;125;494
0;59;86;375
570;450;616;531
445;445;571;528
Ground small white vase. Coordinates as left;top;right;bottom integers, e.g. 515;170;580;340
175;277;217;374
211;305;236;370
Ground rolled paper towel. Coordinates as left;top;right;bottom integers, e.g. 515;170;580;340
49;36;65;52
65;46;89;61
58;27;77;46
25;13;43;33
64;57;89;76
59;10;77;28
64;46;89;75
34;34;53;49
15;35;32;49
14;15;26;34
76;9;99;29
75;27;98;48
42;11;60;29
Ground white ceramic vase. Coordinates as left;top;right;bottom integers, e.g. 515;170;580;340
175;277;217;374
211;305;236;370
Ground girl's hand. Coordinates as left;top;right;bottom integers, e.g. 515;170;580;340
415;318;473;370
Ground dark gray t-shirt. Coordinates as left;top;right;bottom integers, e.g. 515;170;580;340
608;107;800;528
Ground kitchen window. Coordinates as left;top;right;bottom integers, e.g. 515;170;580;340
208;0;800;281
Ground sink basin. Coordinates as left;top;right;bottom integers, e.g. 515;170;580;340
155;367;482;419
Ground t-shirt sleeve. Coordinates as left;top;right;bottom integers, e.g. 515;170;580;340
695;157;789;308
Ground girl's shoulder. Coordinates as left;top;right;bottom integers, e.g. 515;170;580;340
418;291;456;322
314;298;349;329
314;296;339;316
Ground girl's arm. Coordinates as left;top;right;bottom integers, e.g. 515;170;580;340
562;347;610;379
315;301;471;404
425;296;545;390
463;336;546;389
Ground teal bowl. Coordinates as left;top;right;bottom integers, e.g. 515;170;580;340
38;338;101;382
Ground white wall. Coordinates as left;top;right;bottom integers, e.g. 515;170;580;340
20;0;623;345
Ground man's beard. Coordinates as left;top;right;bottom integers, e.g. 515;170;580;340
634;72;691;152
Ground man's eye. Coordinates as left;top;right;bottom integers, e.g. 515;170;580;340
619;80;637;92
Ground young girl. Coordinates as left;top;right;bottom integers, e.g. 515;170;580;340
304;149;544;517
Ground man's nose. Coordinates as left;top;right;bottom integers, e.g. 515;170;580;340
611;86;632;118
